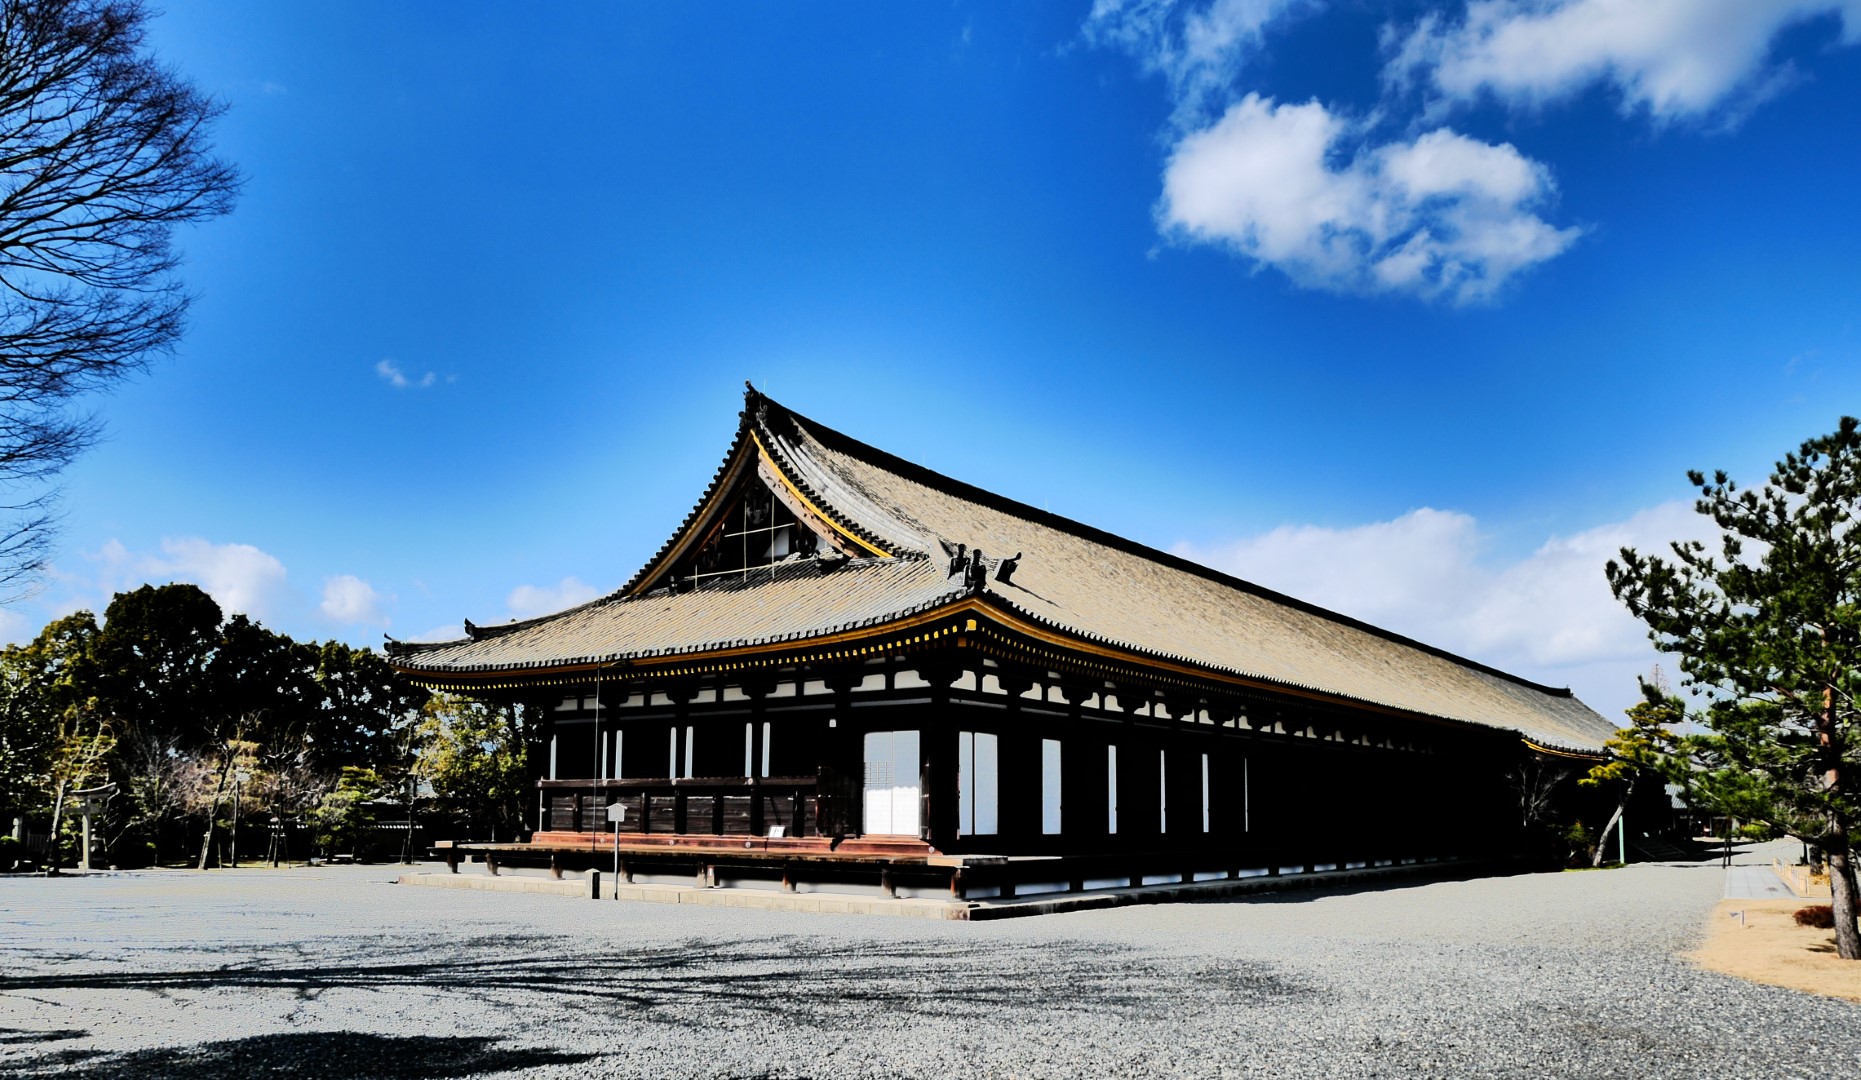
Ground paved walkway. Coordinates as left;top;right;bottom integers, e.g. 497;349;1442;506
1722;839;1813;899
1725;863;1795;899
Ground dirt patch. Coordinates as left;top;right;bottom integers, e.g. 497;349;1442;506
1691;899;1861;1002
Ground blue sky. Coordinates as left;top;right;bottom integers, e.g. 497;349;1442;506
8;1;1860;721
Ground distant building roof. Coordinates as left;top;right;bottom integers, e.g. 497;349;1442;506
391;388;1616;754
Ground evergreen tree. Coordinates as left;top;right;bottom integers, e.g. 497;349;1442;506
1579;680;1681;867
418;693;530;843
0;585;456;866
1608;416;1861;959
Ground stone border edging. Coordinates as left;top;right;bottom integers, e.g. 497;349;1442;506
399;858;1478;919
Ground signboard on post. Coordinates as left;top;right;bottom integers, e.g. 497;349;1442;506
605;803;625;899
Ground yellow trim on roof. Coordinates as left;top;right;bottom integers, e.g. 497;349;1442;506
623;443;757;598
397;596;1536;740
1522;738;1605;761
751;429;893;559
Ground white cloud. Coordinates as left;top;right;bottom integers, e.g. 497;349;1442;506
29;537;296;633
1085;0;1313;126
146;537;291;620
1094;1;1859;304
375;358;437;390
1161;94;1579;302
1385;0;1861;122
0;606;31;646
1173;501;1716;719
319;574;387;626
506;577;602;621
24;538;412;648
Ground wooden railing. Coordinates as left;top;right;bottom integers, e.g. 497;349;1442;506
537;776;841;839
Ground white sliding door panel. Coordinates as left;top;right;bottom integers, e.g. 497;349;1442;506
862;729;921;836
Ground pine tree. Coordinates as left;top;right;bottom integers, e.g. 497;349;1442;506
1608;417;1861;959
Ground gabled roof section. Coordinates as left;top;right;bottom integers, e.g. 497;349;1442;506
390;386;1618;753
612;386;913;599
612;416;758;597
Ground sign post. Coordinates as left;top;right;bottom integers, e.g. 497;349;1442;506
605;802;626;899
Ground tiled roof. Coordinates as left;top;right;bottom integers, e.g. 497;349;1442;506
392;390;1617;753
392;556;959;674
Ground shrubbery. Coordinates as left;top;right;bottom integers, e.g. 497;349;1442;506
1563;820;1595;867
1793;905;1835;929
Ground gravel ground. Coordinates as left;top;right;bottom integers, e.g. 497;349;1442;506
2;843;1857;1078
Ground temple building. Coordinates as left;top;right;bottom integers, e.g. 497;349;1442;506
387;387;1615;899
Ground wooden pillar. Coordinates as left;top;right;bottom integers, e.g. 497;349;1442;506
992;666;1034;855
666;681;698;834
821;667;861;839
925;668;965;854
743;675;773;837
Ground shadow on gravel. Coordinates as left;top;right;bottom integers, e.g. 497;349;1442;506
3;1031;592;1078
0;1028;85;1045
1201;872;1488;906
0;936;1312;1028
1192;846;1738;910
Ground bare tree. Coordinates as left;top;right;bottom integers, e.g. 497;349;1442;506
114;727;188;863
192;718;249;870
1506;757;1569;831
0;0;237;596
42;703;110;872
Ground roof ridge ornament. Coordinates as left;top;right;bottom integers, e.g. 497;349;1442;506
743;379;774;433
963;547;989;593
940;539;1019;590
940;538;967;578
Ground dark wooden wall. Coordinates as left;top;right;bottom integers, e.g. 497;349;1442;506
536;657;1531;866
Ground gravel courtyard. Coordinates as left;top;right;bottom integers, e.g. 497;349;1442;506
3;848;1858;1079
